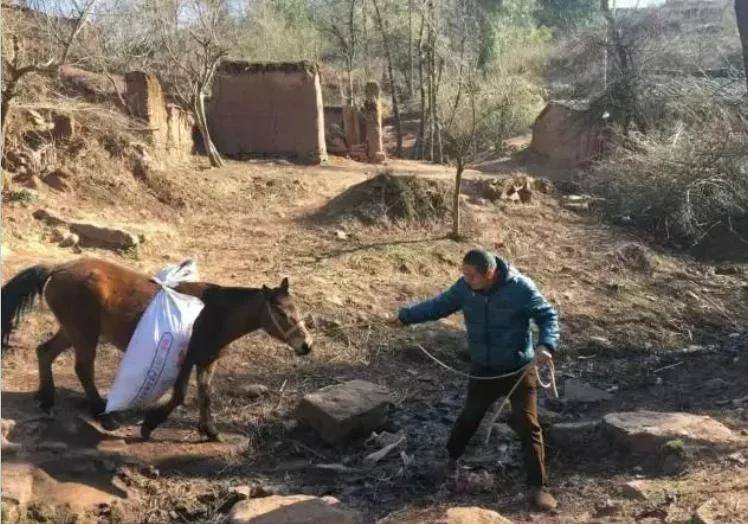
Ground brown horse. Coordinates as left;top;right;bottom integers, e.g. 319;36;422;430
1;257;313;441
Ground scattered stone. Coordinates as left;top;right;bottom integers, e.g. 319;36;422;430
229;494;359;524
564;378;613;403
241;384;271;399
59;232;80;248
620;479;651;500
335;230;348;240
42;169;73;192
443;506;514;524
70;221;139;250
296;380;393;445
603;411;741;453
548;420;600;448
32;208;68;226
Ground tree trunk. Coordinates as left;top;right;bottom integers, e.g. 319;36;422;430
415;7;427;159
346;0;357;104
434;57;444;163
194;91;224;168
737;0;748;94
451;160;465;239
408;0;414;99
372;0;403;157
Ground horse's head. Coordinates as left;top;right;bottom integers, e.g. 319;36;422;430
262;278;313;356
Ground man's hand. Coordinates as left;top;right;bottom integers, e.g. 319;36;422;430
535;345;553;367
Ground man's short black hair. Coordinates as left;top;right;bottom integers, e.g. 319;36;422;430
463;249;497;275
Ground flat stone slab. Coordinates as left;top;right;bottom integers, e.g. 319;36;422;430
296;380;393;445
603;411;742;453
229;494;360;524
443;507;514;524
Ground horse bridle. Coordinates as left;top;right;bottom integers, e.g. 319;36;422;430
265;300;304;341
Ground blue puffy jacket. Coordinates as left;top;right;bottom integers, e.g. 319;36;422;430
398;256;559;372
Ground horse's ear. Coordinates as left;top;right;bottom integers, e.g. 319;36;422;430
280;277;289;293
262;285;270;294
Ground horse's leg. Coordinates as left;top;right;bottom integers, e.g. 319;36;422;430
35;330;72;413
196;360;221;442
63;319;116;430
141;358;195;441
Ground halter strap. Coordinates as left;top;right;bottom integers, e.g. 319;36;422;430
265;301;303;341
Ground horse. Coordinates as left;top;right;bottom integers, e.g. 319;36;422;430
1;257;314;441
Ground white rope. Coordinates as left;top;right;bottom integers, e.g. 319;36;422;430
413;343;558;446
415;344;529;380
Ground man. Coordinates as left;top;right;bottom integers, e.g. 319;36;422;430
392;248;559;511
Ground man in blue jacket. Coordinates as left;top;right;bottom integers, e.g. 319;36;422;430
393;248;559;511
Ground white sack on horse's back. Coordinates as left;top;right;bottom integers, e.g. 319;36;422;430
105;260;204;414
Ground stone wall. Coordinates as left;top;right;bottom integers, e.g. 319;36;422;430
206;61;327;164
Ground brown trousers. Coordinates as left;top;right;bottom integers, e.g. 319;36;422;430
446;366;547;487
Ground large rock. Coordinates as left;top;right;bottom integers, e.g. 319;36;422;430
603;411;741;453
70;221;139;250
296;380;393;445
443;507;514;524
229;494;359;524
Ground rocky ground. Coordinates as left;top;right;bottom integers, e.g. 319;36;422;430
2;146;747;523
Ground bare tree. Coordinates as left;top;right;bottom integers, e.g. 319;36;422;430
737;0;748;94
316;0;360;104
148;0;230;168
372;0;403;157
1;0;98;158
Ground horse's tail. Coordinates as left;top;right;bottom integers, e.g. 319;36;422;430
2;264;53;350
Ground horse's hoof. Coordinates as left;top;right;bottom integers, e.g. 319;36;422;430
98;414;120;432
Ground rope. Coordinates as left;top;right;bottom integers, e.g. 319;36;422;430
413;343;558;446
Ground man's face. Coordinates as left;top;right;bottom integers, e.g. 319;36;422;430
463;263;496;291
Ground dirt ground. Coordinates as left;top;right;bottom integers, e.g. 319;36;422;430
2;153;747;523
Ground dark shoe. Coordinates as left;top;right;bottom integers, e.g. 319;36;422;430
531;487;558;511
